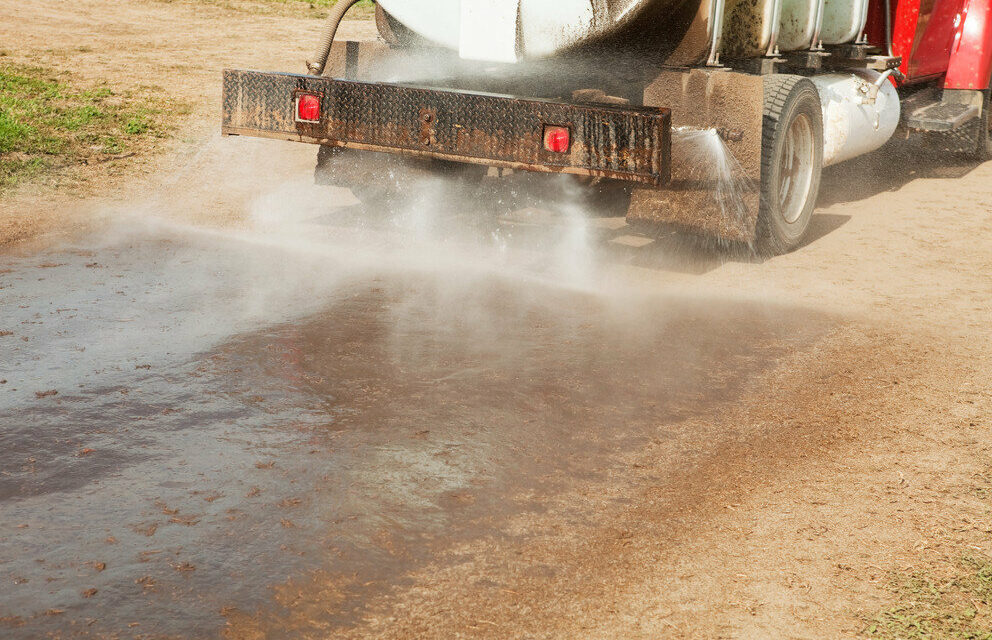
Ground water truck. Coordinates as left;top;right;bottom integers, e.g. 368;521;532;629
222;0;992;253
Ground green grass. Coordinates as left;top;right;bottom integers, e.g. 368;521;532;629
0;65;172;190
864;555;992;639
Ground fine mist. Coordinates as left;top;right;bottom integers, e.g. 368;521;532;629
0;59;834;639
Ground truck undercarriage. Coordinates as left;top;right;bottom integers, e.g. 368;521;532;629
222;0;992;254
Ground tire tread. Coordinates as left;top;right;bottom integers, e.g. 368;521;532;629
757;74;823;255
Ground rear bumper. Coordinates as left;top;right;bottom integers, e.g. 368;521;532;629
221;69;671;187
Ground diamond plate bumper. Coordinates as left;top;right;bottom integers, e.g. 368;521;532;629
222;70;671;186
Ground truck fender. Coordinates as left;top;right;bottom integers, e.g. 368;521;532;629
945;0;992;90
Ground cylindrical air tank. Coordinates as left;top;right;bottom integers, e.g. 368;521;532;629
811;71;901;166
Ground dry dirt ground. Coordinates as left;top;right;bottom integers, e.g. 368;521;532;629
2;1;992;639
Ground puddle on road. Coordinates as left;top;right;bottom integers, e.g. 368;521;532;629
0;226;833;638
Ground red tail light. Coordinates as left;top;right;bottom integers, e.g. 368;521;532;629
296;94;321;122
543;125;570;153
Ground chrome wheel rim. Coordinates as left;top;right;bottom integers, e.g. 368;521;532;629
779;113;815;224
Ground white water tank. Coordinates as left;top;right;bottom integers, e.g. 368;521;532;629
377;0;666;62
376;0;871;64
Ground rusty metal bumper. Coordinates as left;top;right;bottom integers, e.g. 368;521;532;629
222;70;671;187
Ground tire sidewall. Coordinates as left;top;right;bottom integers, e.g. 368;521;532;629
761;79;824;253
977;88;992;160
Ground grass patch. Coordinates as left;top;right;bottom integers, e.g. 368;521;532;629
864;555;992;639
0;65;175;191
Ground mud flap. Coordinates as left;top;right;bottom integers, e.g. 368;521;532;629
629;69;764;244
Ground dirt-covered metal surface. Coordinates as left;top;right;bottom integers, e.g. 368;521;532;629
222;70;671;185
630;68;764;242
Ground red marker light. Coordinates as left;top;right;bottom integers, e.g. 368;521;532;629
543;126;570;153
297;94;321;122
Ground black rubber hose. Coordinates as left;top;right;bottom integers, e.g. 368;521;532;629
307;0;363;76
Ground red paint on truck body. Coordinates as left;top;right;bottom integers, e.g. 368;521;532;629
865;0;991;88
944;0;992;89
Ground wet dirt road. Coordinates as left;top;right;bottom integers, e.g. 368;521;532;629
0;218;836;638
2;0;991;637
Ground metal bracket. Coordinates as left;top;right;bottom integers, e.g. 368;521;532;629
866;55;902;71
785;50;831;70
827;42;873;60
741;57;785;75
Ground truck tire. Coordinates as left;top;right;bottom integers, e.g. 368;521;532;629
757;75;824;255
966;88;992;161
